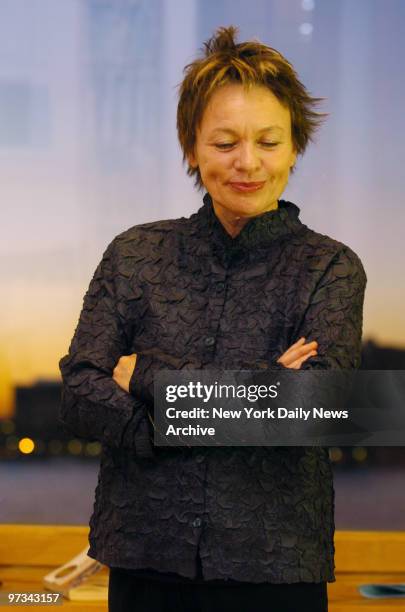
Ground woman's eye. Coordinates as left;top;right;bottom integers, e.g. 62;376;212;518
214;141;279;150
215;143;235;150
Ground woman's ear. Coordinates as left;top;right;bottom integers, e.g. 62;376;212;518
290;149;297;169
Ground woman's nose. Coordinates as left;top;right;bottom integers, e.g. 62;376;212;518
233;143;261;172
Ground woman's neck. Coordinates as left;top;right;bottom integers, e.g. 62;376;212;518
212;199;278;238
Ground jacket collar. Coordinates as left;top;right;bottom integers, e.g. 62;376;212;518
195;192;305;255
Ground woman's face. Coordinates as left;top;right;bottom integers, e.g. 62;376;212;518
188;83;297;221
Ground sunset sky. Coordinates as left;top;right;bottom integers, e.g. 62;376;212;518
1;0;404;416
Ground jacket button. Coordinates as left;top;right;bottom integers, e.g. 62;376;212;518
204;336;215;347
192;517;202;528
216;282;225;292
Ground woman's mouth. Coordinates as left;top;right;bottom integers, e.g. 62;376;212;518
228;181;266;192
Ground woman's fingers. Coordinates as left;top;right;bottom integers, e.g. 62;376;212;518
112;353;137;392
277;339;318;367
282;338;317;357
281;337;306;356
288;350;318;369
288;341;317;361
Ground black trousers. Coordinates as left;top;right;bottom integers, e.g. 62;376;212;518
108;568;328;612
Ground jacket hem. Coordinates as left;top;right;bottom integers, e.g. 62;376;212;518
87;544;336;584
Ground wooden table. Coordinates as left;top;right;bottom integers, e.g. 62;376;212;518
1;526;405;610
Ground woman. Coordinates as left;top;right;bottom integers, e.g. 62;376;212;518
59;26;366;612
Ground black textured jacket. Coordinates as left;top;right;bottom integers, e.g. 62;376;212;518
59;193;366;584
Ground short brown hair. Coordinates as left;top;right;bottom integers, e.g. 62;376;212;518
177;26;326;190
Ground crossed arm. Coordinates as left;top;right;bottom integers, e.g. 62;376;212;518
59;239;366;456
112;337;318;393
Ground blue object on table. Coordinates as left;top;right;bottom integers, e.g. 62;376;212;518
359;584;405;599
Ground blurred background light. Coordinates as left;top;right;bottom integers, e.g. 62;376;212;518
18;437;35;454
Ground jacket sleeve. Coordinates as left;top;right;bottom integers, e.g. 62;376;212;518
59;239;153;457
238;246;366;371
294;246;366;370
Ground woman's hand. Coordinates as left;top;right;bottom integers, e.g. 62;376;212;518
113;353;137;392
277;337;318;369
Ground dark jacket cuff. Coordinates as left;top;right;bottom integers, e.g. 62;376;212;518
239;359;286;371
129;353;202;403
129;354;156;403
